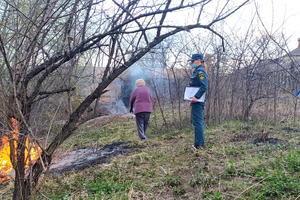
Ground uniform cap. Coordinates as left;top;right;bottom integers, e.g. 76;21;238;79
188;53;204;61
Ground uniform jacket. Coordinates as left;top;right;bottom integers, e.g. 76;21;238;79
189;65;208;100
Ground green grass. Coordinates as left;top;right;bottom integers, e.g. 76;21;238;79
248;150;300;200
164;176;182;187
1;116;299;200
203;191;225;200
39;170;135;200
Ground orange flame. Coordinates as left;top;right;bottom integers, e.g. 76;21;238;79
0;118;42;182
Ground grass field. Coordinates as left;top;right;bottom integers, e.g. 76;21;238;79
1;117;299;200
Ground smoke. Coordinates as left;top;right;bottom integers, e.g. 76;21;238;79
127;51;166;86
118;50;171;106
127;64;151;89
101;43;172;115
113;100;128;114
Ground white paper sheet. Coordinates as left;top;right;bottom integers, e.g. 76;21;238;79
184;87;205;102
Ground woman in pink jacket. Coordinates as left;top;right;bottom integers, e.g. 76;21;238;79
130;79;153;140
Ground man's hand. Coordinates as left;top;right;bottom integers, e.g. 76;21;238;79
129;107;133;113
190;96;199;103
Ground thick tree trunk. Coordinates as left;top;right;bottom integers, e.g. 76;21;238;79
12;120;29;199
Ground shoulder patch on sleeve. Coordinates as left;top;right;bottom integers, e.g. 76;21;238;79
199;72;205;80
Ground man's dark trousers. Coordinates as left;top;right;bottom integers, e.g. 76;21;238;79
135;112;151;140
191;102;205;147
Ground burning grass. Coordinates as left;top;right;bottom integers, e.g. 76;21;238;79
0;118;42;182
1;117;299;199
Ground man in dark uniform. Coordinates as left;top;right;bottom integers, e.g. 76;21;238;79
188;53;208;149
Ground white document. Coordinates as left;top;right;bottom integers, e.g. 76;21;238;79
184;87;205;102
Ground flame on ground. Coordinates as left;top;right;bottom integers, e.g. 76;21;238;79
0;118;42;182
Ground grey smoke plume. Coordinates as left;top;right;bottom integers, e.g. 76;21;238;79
118;50;172;107
113;100;128;114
